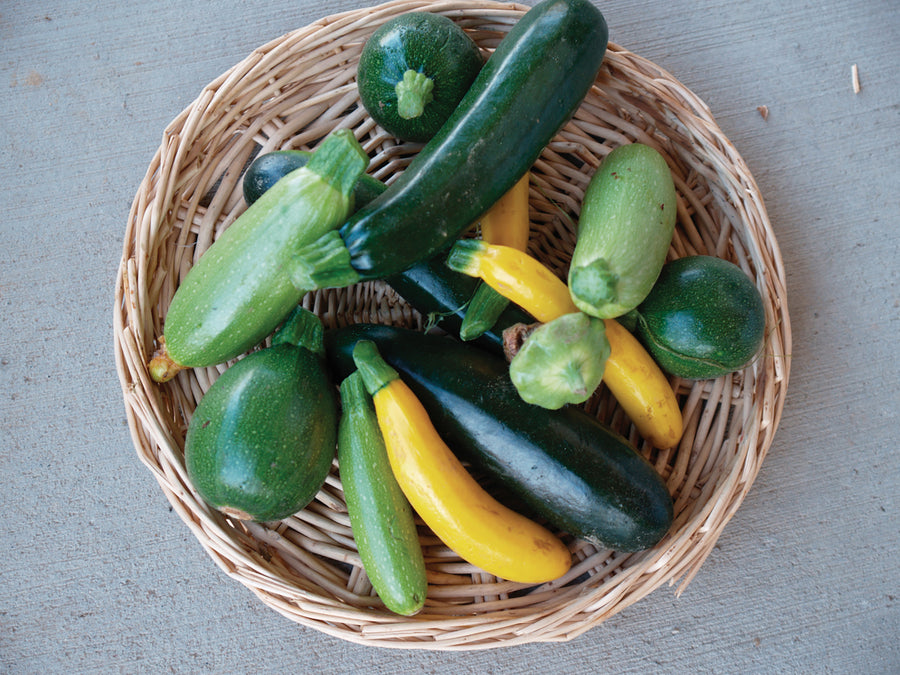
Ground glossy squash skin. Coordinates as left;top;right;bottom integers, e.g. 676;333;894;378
385;255;534;357
357;12;483;143
351;341;572;583
630;255;767;379
241;147;533;356
242;150;386;208
325;324;674;552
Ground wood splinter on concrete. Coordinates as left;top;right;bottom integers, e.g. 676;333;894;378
852;63;861;94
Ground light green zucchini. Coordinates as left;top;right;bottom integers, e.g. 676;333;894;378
568;143;677;319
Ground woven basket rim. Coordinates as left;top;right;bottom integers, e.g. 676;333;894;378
113;0;791;650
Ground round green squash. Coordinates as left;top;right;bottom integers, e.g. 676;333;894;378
356;12;483;143
185;308;337;522
630;255;766;379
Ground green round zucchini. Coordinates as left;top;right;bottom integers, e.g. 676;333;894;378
630;255;767;379
185;308;337;522
357;12;483;143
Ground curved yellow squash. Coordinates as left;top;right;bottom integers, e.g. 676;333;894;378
446;241;683;449
372;378;572;584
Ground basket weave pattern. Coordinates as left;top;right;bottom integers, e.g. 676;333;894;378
114;0;791;649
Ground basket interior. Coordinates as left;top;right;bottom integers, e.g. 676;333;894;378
114;0;790;649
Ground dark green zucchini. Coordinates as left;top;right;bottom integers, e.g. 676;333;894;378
325;324;673;552
628;255;767;379
384;255;534;356
357;12;483;143
294;0;608;288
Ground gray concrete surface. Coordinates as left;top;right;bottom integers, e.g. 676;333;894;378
2;0;898;672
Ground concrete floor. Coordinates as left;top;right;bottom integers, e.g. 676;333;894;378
2;0;898;672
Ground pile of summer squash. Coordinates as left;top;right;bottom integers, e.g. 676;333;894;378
148;0;765;615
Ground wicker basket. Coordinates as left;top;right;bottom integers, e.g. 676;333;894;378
113;0;791;649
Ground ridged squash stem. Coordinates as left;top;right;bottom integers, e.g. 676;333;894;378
460;173;531;341
448;240;683;448
147;129;369;382
446;240;576;323
395;69;434;120
270;306;325;356
351;340;572;584
338;372;427;616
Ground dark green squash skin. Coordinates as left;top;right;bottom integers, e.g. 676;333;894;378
357;12;484;143
631;255;766;379
185;343;337;522
325;324;673;552
384;254;534;357
339;0;609;280
243;150;386;207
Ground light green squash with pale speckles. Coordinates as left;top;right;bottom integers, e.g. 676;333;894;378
148;129;368;382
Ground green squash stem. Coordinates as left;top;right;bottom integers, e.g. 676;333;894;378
270;306;325;356
352;340;399;396
289;230;362;291
569;258;619;309
459;281;511;341
395;69;435;120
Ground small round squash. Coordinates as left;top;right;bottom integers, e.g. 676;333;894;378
631;255;766;379
356;12;483;143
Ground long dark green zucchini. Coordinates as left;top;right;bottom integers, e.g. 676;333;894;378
325;324;673;552
295;0;608;288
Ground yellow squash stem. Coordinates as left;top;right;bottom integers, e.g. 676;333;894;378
352;341;571;584
480;173;531;250
446;241;683;448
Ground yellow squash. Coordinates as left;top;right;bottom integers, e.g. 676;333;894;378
446;242;683;449
459;174;533;341
448;241;576;323
479;173;531;250
352;340;572;584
